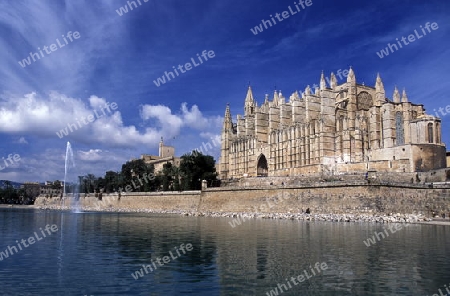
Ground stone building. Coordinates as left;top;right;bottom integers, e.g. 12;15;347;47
219;68;447;179
141;138;181;172
447;151;450;167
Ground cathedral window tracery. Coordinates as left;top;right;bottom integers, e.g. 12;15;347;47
357;91;373;110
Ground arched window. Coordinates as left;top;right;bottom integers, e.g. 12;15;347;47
428;123;434;143
395;112;404;145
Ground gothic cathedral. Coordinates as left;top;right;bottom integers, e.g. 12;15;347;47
219;68;446;179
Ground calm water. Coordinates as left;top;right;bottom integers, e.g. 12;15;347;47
0;208;449;296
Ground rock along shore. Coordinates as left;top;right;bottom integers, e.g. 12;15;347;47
35;204;435;224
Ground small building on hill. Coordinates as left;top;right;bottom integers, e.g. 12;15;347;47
141;138;181;172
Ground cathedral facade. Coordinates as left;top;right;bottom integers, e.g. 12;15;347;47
219;68;447;179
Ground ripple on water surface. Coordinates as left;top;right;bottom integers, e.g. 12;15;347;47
0;209;449;295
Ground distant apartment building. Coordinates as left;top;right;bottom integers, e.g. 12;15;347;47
40;181;63;197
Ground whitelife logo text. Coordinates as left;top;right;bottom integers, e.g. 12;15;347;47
0;224;58;261
376;22;439;59
250;0;313;35
131;243;193;280
153;50;215;87
56;102;118;139
0;153;21;172
18;31;81;68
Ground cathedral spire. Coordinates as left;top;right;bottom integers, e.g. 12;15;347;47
401;88;408;103
223;103;232;132
347;66;355;83
320;71;327;90
245;86;255;103
330;72;337;89
224;103;231;122
244;86;256;115
393;86;400;103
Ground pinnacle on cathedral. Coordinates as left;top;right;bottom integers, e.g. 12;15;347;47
375;73;384;92
320;71;327;90
330;72;337;89
401;89;408;103
279;91;285;104
347;67;355;83
305;85;311;95
272;90;279;107
393;86;401;103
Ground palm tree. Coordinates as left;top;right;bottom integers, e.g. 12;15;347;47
86;174;96;193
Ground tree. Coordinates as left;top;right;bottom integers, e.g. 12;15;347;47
0;181;20;204
86;174;97;193
160;162;179;191
95;177;105;192
121;159;155;192
104;171;120;193
179;151;217;190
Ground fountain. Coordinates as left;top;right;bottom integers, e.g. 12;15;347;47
63;142;81;212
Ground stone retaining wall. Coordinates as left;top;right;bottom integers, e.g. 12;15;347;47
202;185;450;216
35;191;201;212
34;184;450;217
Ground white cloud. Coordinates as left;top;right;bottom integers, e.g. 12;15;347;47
0;1;129;95
78;149;104;162
0;92;223;149
16;136;28;144
181;103;210;129
141;102;222;135
141;104;184;138
200;132;221;144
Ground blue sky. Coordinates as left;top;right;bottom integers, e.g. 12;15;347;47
0;0;449;182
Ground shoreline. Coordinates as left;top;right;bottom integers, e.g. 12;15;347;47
0;204;36;208
28;204;450;226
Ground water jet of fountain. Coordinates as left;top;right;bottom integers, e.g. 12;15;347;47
63;142;81;212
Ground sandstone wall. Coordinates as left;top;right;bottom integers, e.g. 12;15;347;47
35;191;201;212
34;184;450;217
201;185;450;216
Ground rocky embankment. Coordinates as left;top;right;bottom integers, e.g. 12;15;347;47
35;204;432;223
